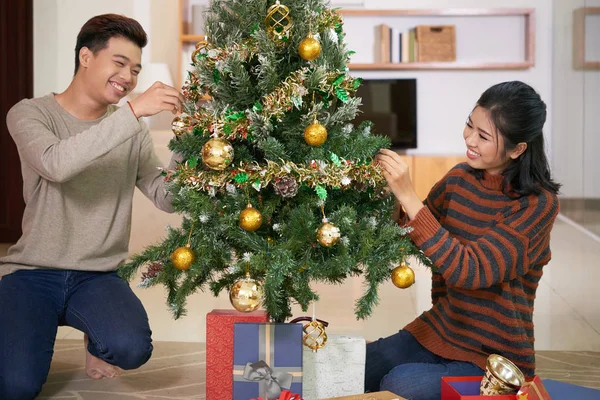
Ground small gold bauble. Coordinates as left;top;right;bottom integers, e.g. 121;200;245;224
302;320;328;351
391;264;415;288
317;220;340;247
171;245;195;271
171;113;192;137
298;35;322;61
229;274;263;312
304;120;328;147
201;137;234;170
239;204;263;232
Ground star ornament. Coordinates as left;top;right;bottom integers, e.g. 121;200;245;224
517;393;530;400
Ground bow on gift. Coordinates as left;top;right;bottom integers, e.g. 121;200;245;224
243;360;293;399
251;389;303;400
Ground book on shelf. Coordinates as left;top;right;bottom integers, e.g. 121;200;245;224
375;24;391;63
375;25;419;63
401;31;409;63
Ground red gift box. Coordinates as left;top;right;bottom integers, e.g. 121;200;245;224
517;375;552;400
441;376;517;400
206;309;269;400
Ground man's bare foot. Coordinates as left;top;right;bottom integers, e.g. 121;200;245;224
84;334;122;379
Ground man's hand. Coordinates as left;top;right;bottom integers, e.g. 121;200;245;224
129;81;185;118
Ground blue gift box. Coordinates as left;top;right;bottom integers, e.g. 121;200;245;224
233;322;303;400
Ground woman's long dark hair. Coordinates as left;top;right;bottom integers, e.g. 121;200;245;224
474;81;561;196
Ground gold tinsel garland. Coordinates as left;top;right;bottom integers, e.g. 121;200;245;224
176;68;361;141
179;7;349;117
316;9;344;35
260;69;308;121
176;159;385;193
194;7;344;75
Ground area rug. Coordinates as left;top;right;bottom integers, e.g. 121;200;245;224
38;340;600;399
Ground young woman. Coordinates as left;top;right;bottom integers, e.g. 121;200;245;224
367;81;560;400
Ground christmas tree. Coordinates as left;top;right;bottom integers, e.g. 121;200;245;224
119;0;430;323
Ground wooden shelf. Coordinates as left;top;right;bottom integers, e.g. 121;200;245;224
348;62;534;71
181;34;205;43
176;6;538;85
338;8;534;17
574;7;600;70
339;8;536;71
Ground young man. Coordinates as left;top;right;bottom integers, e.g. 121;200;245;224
0;14;184;399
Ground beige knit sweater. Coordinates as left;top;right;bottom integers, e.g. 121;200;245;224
1;94;178;277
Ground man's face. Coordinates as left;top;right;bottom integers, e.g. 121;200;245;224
79;36;142;105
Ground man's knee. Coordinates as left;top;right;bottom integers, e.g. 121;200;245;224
99;333;153;370
0;375;44;400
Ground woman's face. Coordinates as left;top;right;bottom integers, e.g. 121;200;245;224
463;106;514;175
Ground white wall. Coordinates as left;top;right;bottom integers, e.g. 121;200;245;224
552;0;600;198
33;0;179;129
343;0;554;157
34;0;134;97
33;1;58;97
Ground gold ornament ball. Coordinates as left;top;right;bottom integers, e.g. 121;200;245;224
202;137;234;170
298;35;322;61
239;204;263;232
304;121;328;147
317;220;340;247
391;264;415;288
229;275;263;312
171;113;192;137
171;245;195;271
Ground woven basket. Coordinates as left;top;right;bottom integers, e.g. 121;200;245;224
415;25;456;62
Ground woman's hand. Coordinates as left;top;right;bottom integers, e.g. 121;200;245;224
375;149;424;220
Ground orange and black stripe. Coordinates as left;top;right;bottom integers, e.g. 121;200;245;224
403;163;559;378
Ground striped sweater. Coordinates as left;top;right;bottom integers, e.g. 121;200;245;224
403;163;559;378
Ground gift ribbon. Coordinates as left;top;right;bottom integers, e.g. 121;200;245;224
251;389;303;400
527;380;549;399
243;360;293;399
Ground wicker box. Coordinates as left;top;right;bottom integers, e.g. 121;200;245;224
415;25;456;62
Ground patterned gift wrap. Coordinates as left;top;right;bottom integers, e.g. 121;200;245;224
233;322;303;400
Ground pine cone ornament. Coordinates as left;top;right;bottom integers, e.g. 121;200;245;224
354;182;368;192
273;177;299;198
141;262;163;280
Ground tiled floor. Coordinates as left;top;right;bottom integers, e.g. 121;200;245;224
2;214;600;398
36;341;599;399
560;198;600;237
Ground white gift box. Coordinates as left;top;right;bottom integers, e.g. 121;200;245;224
302;334;366;400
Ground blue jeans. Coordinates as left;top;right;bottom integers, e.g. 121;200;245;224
0;269;153;400
365;330;484;400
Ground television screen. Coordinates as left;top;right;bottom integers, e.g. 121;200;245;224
352;79;417;149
